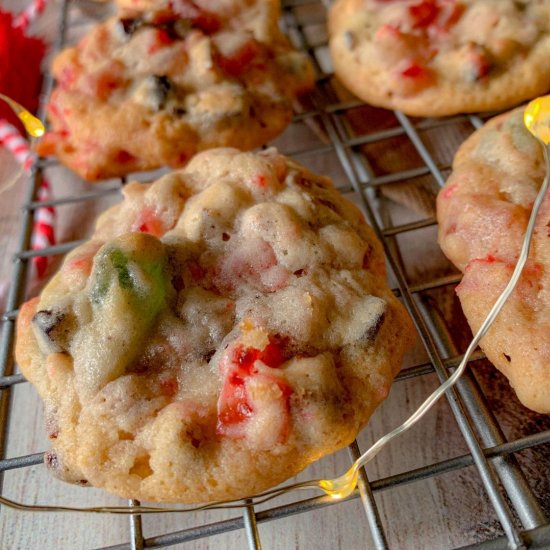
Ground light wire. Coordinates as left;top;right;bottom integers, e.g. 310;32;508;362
1;125;548;514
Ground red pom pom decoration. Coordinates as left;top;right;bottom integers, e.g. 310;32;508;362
0;9;46;133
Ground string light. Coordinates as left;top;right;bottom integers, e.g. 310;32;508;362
2;97;549;514
0;92;45;137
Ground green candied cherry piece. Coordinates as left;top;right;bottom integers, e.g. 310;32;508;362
72;233;169;401
91;248;134;301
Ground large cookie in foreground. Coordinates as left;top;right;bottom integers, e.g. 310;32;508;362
37;1;313;180
329;0;550;117
437;108;550;413
16;148;415;503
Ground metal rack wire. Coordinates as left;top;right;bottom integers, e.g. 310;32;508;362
1;0;549;548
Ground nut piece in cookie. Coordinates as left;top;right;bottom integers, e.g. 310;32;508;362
16;148;414;503
38;1;314;180
437;108;549;413
329;0;550;116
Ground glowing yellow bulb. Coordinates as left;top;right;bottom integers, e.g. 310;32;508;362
17;110;45;137
318;468;359;500
0;93;45;138
524;95;550;144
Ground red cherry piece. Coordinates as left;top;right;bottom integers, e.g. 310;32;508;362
444;223;457;236
160;377;178;397
216;374;253;434
188;260;207;281
233;345;261;376
441;182;458;199
409;0;440;29
401;61;429;79
468;48;491;81
217;41;261;77
148;29;174;54
375;24;402;40
217;338;289;436
258;338;285;368
116;150;135;164
252;174;267;188
464;255;503;272
171;0;221;33
437;2;464;30
231;337;286;373
83;66;124;100
58;66;77;89
69;257;92;273
135;208;165;237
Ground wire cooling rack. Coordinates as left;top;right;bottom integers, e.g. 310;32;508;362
1;0;549;548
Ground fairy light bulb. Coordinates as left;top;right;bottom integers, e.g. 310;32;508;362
0;93;45;137
524;94;550;144
318;467;359;500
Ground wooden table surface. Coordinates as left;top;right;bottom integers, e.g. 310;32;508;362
0;1;548;549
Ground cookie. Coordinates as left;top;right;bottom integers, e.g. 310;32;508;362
37;1;313;180
329;0;550;117
114;0;247;12
16;148;414;503
437;108;550;413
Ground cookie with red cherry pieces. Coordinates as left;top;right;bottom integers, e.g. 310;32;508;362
437;108;550;413
16;148;414;503
37;1;313;181
329;0;550;117
114;0;255;13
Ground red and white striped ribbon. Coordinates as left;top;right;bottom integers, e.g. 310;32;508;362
13;0;47;31
0;121;34;170
0;119;55;278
